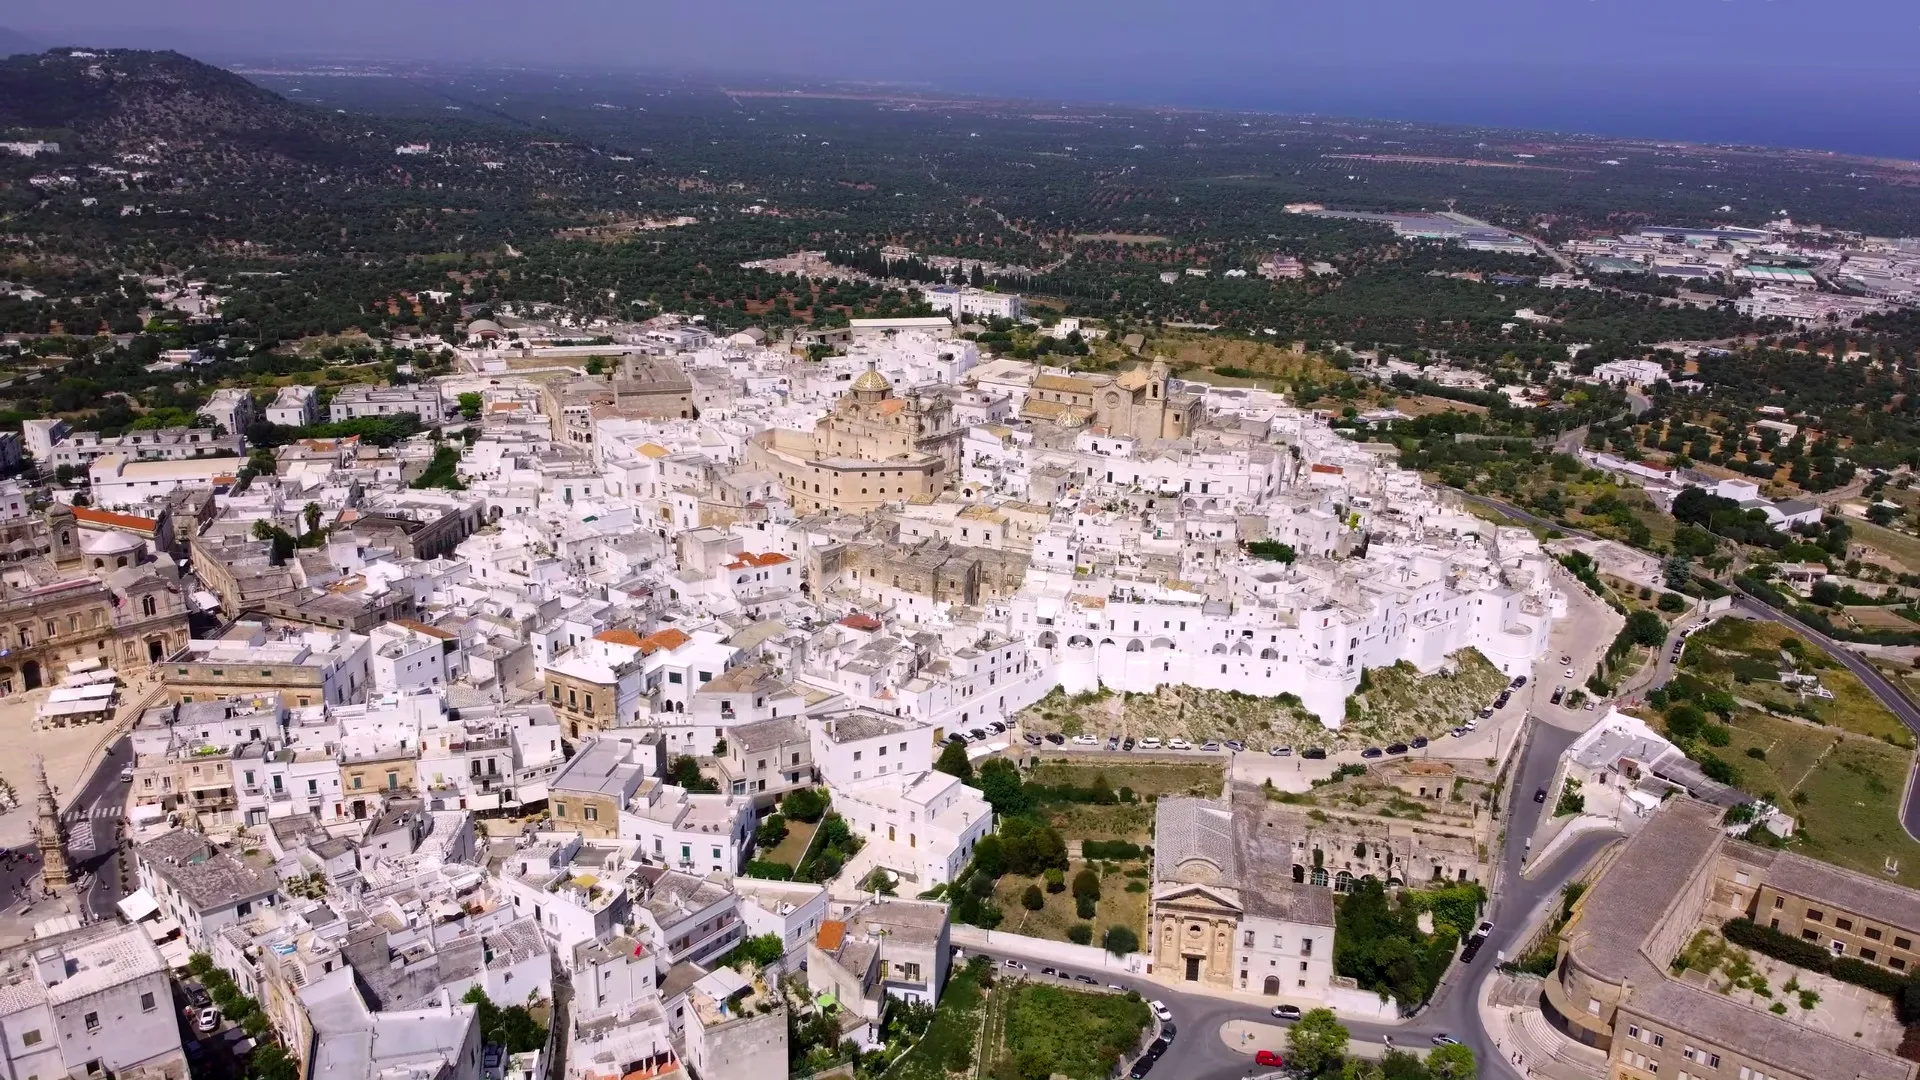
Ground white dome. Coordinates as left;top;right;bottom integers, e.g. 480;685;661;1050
80;530;144;556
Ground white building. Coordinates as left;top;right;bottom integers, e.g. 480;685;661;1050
0;925;186;1080
923;286;1025;321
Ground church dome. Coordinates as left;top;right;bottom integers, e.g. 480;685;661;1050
851;368;892;395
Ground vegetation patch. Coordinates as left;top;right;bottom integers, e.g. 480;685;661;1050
994;984;1151;1080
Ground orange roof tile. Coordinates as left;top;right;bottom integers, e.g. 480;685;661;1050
595;628;647;648
636;628;691;655
394;618;458;641
724;551;791;570
73;507;158;532
815;920;847;952
838;613;883;632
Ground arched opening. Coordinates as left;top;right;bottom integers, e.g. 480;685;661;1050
21;661;41;691
1125;639;1145;653
1230;642;1253;657
141;595;157;617
148;638;165;663
116;556;128;568
1334;870;1354;894
1067;635;1093;647
1151;637;1174;650
1210;643;1228;655
1259;648;1278;660
1310;867;1329;888
92;558;104;570
1291;864;1305;884
1037;631;1058;649
1263;976;1280;996
1098;638;1115;646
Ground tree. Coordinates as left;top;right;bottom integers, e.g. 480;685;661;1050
728;933;785;971
1286;1009;1350;1076
1103;925;1139;954
974;758;1032;814
935;739;974;782
1022;884;1045;910
972;834;1006;879
668;755;718;793
862;868;898;896
303;501;323;537
1426;1042;1475;1079
457;391;483;421
1071;868;1101;903
781;787;829;822
461;987;547;1053
1068;923;1093;945
1625;609;1667;648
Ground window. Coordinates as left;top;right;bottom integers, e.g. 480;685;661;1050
1651;1033;1664;1048
1627;1025;1641;1040
1301;938;1313;956
1243;931;1255;947
669;672;683;684
1801;929;1820;942
1897;936;1913;950
1868;927;1884;941
554;802;567;818
1862;949;1878;962
584;806;598;822
84;1012;99;1033
22;1029;40;1046
1836;917;1854;932
1806;909;1824;923
1773;896;1784;909
141;991;156;1012
1896;957;1910;971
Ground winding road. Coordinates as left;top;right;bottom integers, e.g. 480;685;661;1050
967;715;1611;1080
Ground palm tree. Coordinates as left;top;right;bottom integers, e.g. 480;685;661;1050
303;502;322;537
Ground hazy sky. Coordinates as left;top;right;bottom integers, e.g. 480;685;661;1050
10;0;1920;153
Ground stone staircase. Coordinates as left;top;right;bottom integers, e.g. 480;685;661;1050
1503;1005;1610;1080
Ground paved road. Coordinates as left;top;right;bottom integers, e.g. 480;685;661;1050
972;715;1612;1080
1456;489;1920;842
0;736;129;922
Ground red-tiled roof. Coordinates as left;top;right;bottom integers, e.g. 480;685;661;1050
595;629;647;648
724;551;790;570
636;628;691;655
815;920;847;951
838;613;883;632
73;507;158;532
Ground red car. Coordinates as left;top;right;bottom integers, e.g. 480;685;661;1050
1255;1050;1284;1067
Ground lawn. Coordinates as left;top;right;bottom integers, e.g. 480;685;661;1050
1790;737;1920;889
1044;803;1157;846
1027;761;1219;845
996;984;1152;1080
1849;519;1920;576
765;816;819;868
991;860;1150;949
885;965;985;1080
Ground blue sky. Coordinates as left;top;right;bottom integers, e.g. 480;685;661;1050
9;0;1920;155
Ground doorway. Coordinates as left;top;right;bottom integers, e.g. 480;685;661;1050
21;661;40;691
1184;956;1201;982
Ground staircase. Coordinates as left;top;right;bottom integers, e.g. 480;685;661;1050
1503;1006;1610;1080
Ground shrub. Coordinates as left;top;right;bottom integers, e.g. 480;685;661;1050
744;860;794;880
1080;839;1144;860
1103;926;1140;954
1044;868;1065;893
1076;896;1096;919
782;787;830;823
1022;884;1045;911
1722;918;1833;972
1072;868;1101;901
1068;923;1094;945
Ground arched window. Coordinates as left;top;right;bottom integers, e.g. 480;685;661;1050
141;595;157;618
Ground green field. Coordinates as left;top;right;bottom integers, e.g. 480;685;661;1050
996;984;1152;1080
886;966;985;1080
1684;618;1916;747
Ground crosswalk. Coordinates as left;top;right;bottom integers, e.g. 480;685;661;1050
60;804;123;824
59;805;123;857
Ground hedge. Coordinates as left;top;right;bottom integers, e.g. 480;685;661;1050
1080;840;1144;860
1722;918;1920;1002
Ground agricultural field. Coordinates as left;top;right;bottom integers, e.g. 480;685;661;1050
1847;518;1920;577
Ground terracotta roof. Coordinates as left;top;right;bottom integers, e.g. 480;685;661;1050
636;628;691;655
1310;463;1344;475
724;552;791;570
637;443;671;459
815;920;847;952
393;618;457;641
73;507;157;532
594;628;647;648
1032;372;1097;395
838;613;883;632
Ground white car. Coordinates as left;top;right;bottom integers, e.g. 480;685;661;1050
1166;738;1193;750
1138;737;1163;749
1072;734;1099;745
1150;1000;1173;1023
119;765;135;783
1563;668;1575;678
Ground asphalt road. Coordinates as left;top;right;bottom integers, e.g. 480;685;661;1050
1456;490;1920;843
969;716;1613;1080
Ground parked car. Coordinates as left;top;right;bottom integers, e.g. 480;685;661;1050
1107;735;1120;750
947;733;969;745
1585;701;1597;711
1450;727;1467;738
1166;738;1193;750
1046;733;1067;745
1055;969;1073;980
1004;958;1024;969
1269;745;1292;757
1385;742;1408;755
969;728;987;741
1255;1050;1285;1067
1023;733;1042;746
1150;1000;1173;1023
1160;1024;1177;1042
987;721;1007;734
1494;691;1511;708
1129;1057;1156;1079
1122;737;1136;751
1041;966;1058;977
1533;787;1547;803
1303;747;1327;759
1074;974;1096;985
1549;686;1565;705
1474;920;1494;937
1409;735;1429;749
1108;984;1126;992
1463;718;1478;731
1199;741;1220;752
1271;1004;1303;1021
1560;654;1572;664
1224;739;1246;752
1431;1034;1459;1047
1139;737;1162;749
1360;747;1383;759
195;1007;219;1034
1478;706;1494;719
1511;675;1528;688
1563;667;1575;678
1072;734;1099;745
